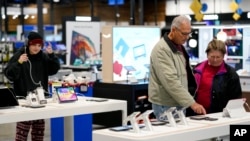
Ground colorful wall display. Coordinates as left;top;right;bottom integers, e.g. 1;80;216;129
102;26;160;82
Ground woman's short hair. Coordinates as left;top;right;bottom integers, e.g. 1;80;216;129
205;39;226;55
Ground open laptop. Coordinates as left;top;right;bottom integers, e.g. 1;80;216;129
55;86;78;103
0;87;19;108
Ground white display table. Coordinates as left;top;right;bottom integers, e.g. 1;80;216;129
0;97;127;141
93;112;250;141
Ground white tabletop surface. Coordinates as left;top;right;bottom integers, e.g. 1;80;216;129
0;97;127;141
93;112;250;141
0;97;127;124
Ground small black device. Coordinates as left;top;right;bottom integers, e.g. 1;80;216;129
109;126;131;131
189;116;207;120
109;124;145;132
86;99;108;102
205;117;218;121
189;116;218;121
151;121;168;126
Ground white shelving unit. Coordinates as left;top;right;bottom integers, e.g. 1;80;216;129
0;42;14;84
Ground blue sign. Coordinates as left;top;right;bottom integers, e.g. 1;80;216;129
108;0;124;5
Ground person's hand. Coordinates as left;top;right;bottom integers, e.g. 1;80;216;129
18;53;28;64
190;102;207;115
45;42;53;54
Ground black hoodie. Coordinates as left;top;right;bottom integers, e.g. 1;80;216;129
4;46;60;97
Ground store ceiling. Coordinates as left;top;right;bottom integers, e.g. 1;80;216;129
2;0;78;5
1;0;121;7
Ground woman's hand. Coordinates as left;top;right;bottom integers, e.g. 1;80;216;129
45;42;53;54
18;54;28;64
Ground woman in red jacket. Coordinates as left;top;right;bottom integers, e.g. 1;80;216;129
193;39;242;114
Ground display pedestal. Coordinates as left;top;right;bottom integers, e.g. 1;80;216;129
93;81;151;127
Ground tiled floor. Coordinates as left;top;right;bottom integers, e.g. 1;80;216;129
0;119;51;141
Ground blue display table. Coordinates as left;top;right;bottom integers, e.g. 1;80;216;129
51;86;93;141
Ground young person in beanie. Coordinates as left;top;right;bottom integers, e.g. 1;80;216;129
4;31;60;141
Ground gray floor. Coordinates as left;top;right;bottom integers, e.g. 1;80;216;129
0;119;51;141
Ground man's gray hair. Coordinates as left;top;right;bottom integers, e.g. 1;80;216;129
171;15;191;29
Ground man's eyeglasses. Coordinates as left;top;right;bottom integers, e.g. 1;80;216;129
176;27;193;37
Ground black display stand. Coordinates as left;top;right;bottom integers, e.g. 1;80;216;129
92;81;151;127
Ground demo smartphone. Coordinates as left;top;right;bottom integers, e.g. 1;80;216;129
109;126;131;131
151;121;168;126
109;124;145;132
189;115;207;120
189;116;218;121
86;98;108;102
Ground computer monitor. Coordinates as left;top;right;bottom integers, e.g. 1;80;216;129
0;87;19;108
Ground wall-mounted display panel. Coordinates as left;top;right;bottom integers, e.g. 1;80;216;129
66;21;100;66
102;26;160;82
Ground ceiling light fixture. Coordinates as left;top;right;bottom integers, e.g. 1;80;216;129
75;16;91;21
203;14;219;20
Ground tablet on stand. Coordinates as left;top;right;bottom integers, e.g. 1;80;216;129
136;110;153;131
123;111;141;133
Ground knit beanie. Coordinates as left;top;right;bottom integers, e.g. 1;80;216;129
27;31;43;47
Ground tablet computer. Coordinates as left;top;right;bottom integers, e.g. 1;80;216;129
223;98;247;118
55;86;78;103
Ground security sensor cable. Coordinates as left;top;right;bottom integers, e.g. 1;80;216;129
27;59;42;87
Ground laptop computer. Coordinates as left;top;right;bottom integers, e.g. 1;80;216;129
55;86;78;103
0;87;19;108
